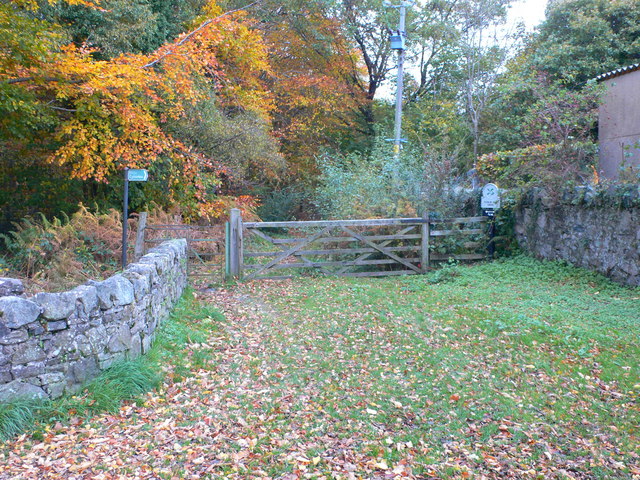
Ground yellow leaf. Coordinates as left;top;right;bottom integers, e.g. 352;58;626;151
373;460;389;470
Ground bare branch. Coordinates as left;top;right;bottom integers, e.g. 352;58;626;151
142;0;262;69
5;76;35;84
48;105;77;112
4;76;86;86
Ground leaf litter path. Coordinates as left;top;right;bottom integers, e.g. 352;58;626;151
1;287;417;480
2;280;638;480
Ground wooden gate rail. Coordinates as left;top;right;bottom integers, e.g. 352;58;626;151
243;218;425;228
242;216;487;229
228;209;490;281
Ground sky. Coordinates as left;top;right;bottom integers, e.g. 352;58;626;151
378;0;549;99
507;0;548;31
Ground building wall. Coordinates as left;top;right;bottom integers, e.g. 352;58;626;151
0;239;187;402
599;69;640;179
514;188;640;286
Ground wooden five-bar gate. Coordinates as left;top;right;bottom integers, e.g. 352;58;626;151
227;209;491;281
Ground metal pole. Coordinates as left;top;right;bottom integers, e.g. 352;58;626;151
393;3;407;159
122;169;129;268
488;214;496;259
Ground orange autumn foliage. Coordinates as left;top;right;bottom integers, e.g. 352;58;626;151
260;8;366;175
4;0;274;221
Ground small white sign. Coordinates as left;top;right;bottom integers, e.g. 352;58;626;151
481;183;500;209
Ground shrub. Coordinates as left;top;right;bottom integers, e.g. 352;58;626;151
314;139;472;219
426;258;460;284
476;142;598;189
0;205;126;291
257;187;308;222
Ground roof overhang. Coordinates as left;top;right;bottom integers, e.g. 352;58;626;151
596;63;640;82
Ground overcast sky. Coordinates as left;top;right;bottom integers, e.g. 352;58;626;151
507;0;548;30
379;0;549;99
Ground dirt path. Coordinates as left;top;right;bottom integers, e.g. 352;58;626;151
0;288;399;480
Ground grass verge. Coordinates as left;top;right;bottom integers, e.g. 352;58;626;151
0;289;223;442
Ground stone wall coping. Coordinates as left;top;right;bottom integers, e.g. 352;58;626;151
0;239;188;402
521;185;640;209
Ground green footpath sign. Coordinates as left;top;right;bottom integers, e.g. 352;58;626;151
127;169;149;182
122;168;148;268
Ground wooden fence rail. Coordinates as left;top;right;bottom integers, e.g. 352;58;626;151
143;224;225;278
228;209;491;281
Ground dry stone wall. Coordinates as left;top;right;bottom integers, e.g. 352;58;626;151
0;239;187;402
514;187;640;286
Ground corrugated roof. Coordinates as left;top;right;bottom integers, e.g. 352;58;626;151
596;63;640;82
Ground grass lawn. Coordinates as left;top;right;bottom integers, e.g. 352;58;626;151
234;256;639;478
1;256;638;479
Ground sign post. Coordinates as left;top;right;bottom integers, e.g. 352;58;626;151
122;169;149;268
481;183;501;259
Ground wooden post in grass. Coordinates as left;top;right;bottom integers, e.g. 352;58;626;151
133;212;147;261
225;221;230;279
228;208;243;279
420;211;430;273
238;210;244;279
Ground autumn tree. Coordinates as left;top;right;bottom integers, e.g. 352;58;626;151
221;0;368;178
0;0;281;224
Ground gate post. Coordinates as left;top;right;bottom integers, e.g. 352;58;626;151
420;211;430;273
228;208;243;280
133;212;148;261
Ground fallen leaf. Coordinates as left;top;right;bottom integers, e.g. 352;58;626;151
373;459;389;470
